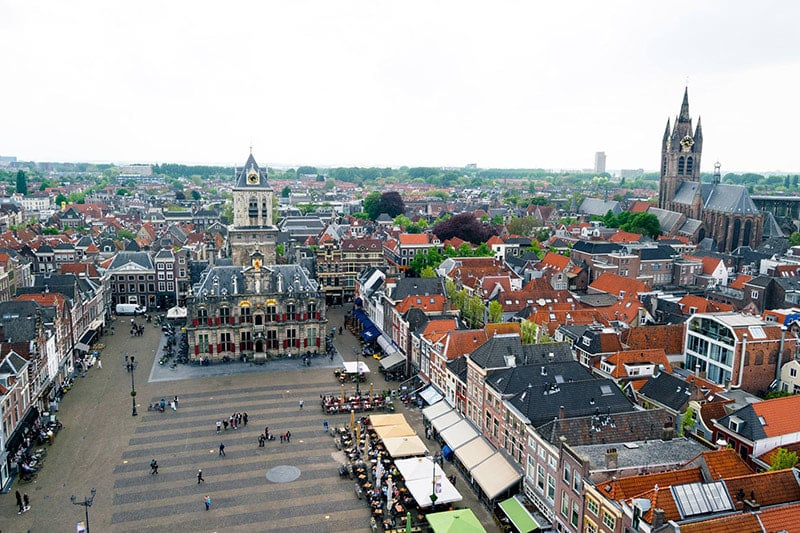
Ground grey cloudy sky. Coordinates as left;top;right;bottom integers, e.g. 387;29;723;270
2;1;799;172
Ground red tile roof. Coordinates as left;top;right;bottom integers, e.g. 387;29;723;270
729;274;753;289
395;295;447;314
724;469;800;511
589;273;651;297
621;324;685;355
538;252;570;271
752;395;800;437
398;233;431;246
678;294;733;313
443;329;488;359
602;467;704;500
677;513;762;533
757;500;800;532
600;349;672;378
608;230;642;243
688;449;753;480
628;201;652;213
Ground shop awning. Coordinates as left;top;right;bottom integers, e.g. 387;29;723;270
454;437;496;472
361;325;380;341
167;306;187;319
382;435;428;458
419;385;443;405
470;453;522;501
75;328;97;352
379;352;405;371
395;457;462;508
431;410;461;433
439;419;479;451
377;334;400;356
374;421;416;440
423;401;453;422
499;495;541;533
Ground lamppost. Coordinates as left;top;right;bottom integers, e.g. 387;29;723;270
353;347;361;396
129;354;138;416
71;487;96;533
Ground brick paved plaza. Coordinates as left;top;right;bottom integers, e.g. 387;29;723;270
1;307;498;532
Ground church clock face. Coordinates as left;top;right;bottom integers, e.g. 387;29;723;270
247;171;259;184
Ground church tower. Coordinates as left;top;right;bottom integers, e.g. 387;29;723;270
229;152;278;266
658;88;703;211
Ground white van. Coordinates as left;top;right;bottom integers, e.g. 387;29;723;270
116;303;147;315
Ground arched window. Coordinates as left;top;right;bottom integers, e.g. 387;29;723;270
686;157;693;174
262;201;269;218
743;220;753;248
662;157;667;175
678;157;685;175
248;197;258;217
732;218;742;249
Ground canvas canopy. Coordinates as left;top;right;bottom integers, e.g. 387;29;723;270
419;386;443;405
377;335;400;356
374;421;416;440
342;361;370;375
470;452;522;500
369;413;408;427
454;437;496;472
396;457;462;508
379;352;405;371
431;410;461;433
499;495;541;533
422;401;453;422
438;419;479;451
427;509;486;533
381;435;428;458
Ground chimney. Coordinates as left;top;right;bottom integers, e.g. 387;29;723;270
652;508;665;529
743;497;760;513
661;424;675;441
559;405;566;420
605;448;618;469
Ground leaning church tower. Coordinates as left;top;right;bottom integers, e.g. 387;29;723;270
658;87;703;214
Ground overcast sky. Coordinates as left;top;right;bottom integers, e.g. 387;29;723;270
2;1;799;173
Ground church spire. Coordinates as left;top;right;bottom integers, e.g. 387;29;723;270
694;116;703;142
678;87;691;123
662;118;671;145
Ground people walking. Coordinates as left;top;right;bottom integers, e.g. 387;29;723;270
286;430;292;443
299;400;304;410
15;490;23;514
216;420;222;432
150;459;159;475
219;443;226;456
97;359;102;369
23;493;30;512
243;412;248;426
323;420;329;433
197;469;205;484
170;400;176;411
204;494;211;511
280;433;284;443
174;395;179;407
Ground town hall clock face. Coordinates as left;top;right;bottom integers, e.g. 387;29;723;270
247;171;259;184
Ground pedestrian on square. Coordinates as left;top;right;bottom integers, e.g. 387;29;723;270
97;359;102;369
223;420;229;431
197;469;205;484
216;420;221;432
150;459;159;475
23;493;30;512
219;443;225;456
323;420;329;433
15;490;23;514
243;412;248;426
265;426;269;437
286;430;292;443
170;400;176;411
280;433;284;443
174;395;179;407
299;400;304;410
204;495;211;511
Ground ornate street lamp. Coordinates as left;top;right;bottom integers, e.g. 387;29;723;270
71;487;97;533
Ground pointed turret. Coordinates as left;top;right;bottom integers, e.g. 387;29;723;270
662;118;671;146
678;87;691;123
694;116;703;142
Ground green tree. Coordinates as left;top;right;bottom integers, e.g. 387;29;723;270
520;320;538;344
491;214;504;226
420;266;437;278
175;191;186;201
67;192;85;204
15;170;27;195
488;301;503;323
276;243;285;257
191;190;201;201
769;447;799;470
42;226;62;235
55;193;68;206
473;242;494;257
680;408;696;437
790;232;800;247
220;204;233;224
408;248;444;277
117;229;136;241
281;186;292;198
506;217;537;237
363;191;381;220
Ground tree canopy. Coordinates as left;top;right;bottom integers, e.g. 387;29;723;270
769;447;798;470
433;212;498;244
15;170;27;195
602;210;661;239
363;191;405;220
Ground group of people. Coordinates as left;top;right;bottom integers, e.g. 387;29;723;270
216;412;248;432
130;319;145;337
15;491;30;514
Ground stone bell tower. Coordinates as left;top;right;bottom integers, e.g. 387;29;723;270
229;151;278;266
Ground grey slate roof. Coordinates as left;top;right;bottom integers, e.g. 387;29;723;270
108;251;154;271
574;437;706;472
486;361;592;396
639;245;678;261
579;198;621;217
467;335;572;370
537;408;676;446
701;183;759;214
389;278;445;301
638;372;693;412
717;404;767;441
194;264;319;297
571;241;622;255
649;207;684;234
678;218;703;236
446;356;467;385
0;301;40;342
510;376;634;427
234;153;271;189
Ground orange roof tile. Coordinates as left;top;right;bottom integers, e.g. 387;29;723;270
678;512;762;533
602;467;704;500
621;324;685;355
398;233;431;246
729;274;753;290
484;323;520;337
752;395;800;437
724;469;800;511
688;449;753;480
589;273;651;297
600;349;672;378
538;252;570;271
628;201;652;213
443;329;487;360
757;500;800;532
485;235;504;246
678;294;733;313
608;230;642;243
395;294;447;314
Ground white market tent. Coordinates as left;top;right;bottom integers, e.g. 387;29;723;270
422;401;453;422
439;419;479;451
166;306;187;319
470;452;522;500
454;437;496;472
342;361;370;375
431;410;461;433
382;435;429;458
395;457;461;507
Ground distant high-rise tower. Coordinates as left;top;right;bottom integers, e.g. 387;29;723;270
594;152;606;174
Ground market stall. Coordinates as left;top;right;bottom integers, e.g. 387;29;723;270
382;435;428;458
